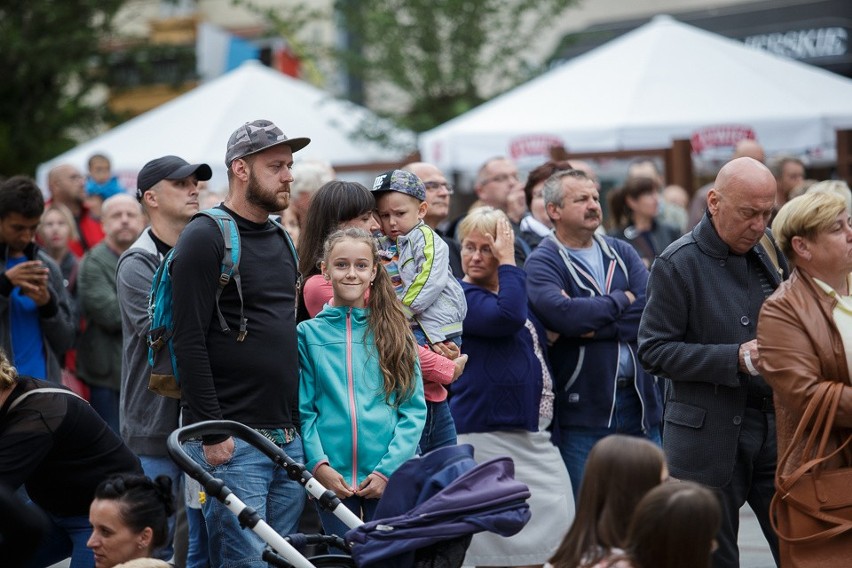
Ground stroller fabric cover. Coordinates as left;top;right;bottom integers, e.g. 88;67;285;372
346;444;531;567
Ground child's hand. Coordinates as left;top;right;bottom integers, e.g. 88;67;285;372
431;340;460;360
356;473;387;499
491;217;516;266
315;464;354;499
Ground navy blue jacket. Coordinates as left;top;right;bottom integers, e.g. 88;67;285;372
451;266;550;434
526;233;662;431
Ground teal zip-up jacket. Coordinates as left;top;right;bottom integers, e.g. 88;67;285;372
298;304;426;487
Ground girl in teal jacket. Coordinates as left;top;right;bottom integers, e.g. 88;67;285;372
297;228;426;538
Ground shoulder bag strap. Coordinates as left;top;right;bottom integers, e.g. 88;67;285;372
8;387;87;412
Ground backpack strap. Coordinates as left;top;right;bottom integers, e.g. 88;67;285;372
270;216;302;316
196;209;248;341
8;387;86;412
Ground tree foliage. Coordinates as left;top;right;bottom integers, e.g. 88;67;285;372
0;1;125;177
333;0;578;133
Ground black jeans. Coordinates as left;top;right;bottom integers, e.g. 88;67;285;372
712;408;780;568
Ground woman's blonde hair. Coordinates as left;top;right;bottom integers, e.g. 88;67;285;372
0;349;18;390
771;192;847;260
39;203;80;242
458;206;509;243
321;228;418;405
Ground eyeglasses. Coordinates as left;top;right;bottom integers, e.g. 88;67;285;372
424;181;454;195
461;244;493;258
480;173;520;186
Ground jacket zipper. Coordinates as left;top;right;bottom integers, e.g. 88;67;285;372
346;307;358;489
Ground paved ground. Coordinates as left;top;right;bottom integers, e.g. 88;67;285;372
50;504;777;568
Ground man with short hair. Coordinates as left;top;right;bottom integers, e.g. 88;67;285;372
470;156;531;265
0;176;75;383
117;155;212;565
638;157;785;567
78;194;145;433
171;120;308;568
47;164;104;256
526;169;663;499
404;161;462;277
772;155;806;206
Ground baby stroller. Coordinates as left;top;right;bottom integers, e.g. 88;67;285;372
167;420;531;568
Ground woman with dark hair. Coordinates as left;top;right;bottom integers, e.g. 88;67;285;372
547;435;667;568
607;177;680;267
87;474;175;568
519;160;573;250
617;482;721;568
297;180;380;321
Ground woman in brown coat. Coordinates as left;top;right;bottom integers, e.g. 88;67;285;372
757;191;852;566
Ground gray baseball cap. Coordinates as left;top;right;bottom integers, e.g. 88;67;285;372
225;119;311;167
371;169;426;202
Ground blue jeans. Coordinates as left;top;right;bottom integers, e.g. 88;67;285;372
140;455;182;562
185;436;306;568
186;506;209;568
26;510;93;568
88;385;120;434
558;385;662;500
412;327;462;349
317;495;379;553
418;400;457;454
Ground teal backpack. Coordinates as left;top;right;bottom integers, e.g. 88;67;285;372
146;208;298;398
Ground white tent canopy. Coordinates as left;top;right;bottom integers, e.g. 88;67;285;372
38;60;414;191
420;15;852;173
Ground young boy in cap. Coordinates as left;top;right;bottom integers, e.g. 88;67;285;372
372;169;467;453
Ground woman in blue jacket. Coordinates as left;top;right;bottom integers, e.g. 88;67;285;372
452;207;574;567
297;228;426;539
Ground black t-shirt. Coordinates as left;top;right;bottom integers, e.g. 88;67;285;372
171;206;299;436
0;378;142;516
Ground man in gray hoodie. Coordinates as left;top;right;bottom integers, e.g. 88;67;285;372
116;155;211;565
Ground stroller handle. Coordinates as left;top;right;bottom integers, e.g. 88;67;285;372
167;420;301;489
167;419;363;529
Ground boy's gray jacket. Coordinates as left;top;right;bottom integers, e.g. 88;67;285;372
377;222;467;343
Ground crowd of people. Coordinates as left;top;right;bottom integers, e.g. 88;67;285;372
1;119;851;568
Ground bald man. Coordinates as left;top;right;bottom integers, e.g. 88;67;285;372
47;164;105;256
77;194;146;433
688;140;766;229
638;157;785;568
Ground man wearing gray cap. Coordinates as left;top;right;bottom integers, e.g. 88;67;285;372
170;121;309;568
117;155;211;564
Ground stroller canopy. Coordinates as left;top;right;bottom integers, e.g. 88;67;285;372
346;444;531;567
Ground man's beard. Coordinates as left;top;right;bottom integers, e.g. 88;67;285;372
246;170;287;213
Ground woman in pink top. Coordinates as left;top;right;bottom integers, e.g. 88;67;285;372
297;181;466;433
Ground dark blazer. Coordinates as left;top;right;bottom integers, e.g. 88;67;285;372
637;213;788;487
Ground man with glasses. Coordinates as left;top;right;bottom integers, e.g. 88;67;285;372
470;156;531;265
404;161;462;277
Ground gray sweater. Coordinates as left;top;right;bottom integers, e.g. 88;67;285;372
117;229;179;456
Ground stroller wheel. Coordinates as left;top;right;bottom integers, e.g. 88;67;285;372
306;554;357;567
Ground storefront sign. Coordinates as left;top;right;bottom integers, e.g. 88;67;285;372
744;27;848;60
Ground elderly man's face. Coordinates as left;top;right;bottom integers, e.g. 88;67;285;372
550;177;602;235
708;178;775;255
477;159;520;211
409;164;452;227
